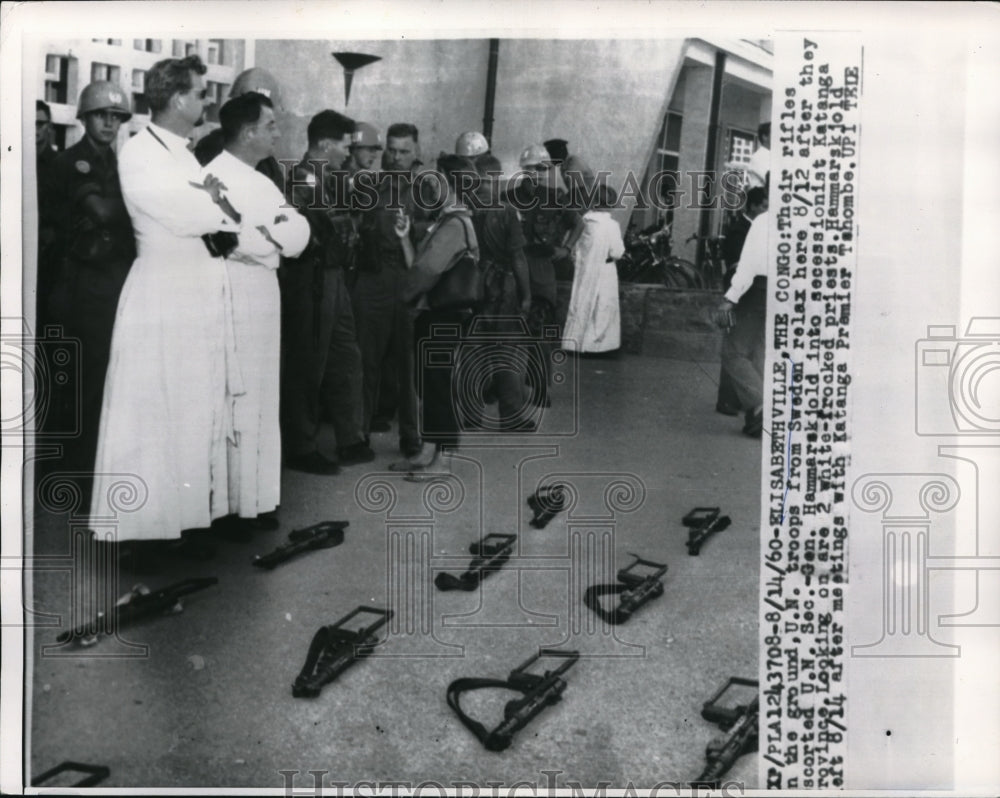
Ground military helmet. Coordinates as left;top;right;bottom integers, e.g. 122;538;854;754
230;67;280;105
519;143;552;169
455;131;489;158
351;122;383;149
76;81;132;121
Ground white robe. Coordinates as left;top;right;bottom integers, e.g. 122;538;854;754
204;150;309;518
562;210;625;353
88;123;242;541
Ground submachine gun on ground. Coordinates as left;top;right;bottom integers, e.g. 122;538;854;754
527;484;567;529
692;676;759;788
253;521;347;570
434;534;517;591
55;578;218;645
683;507;732;555
583;554;667;625
447;648;580;752
292;606;393;698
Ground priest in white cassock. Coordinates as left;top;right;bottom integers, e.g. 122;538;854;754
88;55;243;560
205;93;308;532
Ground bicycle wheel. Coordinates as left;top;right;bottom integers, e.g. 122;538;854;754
663;258;704;289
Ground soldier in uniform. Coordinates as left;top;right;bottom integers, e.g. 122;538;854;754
35;101;60;338
280;110;373;474
513;143;580;408
468;152;533;430
352;122;427;459
40;81;136;480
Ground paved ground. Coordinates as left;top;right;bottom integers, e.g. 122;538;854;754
27;353;760;790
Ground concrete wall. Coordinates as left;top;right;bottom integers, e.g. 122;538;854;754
555;281;722;361
256;38;688;226
489;38;688;227
255;38;767;243
255;39;488;166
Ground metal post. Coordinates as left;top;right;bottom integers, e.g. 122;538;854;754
483;39;499;146
698;51;727;272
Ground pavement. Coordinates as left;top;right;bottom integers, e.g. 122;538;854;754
27;353;761;790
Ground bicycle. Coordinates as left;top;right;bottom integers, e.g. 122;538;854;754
616;220;704;289
684;233;730;291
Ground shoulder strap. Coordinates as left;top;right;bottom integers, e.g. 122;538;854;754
437;211;477;260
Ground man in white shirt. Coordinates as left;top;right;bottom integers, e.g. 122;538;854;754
205;92;309;539
716;209;769;437
88;55;243;570
746;122;770;189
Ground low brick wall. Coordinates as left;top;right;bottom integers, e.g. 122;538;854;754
555;281;724;362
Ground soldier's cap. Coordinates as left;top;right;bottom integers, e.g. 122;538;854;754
351;122;383;149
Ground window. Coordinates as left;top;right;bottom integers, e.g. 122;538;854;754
728;130;756;167
93;38;121;46
207;39;225;65
44;54;69;103
653;111;683;200
130;69;149;115
206;81;229;106
132;92;150;116
172;40;197;57
133;39;161;53
91;62;121;84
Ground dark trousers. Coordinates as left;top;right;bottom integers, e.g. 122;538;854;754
374;357;398;422
526;297;556;402
720;277;767;413
463;314;530;428
716;366;741;410
55;259;130;479
413;309;467;449
280;265;365;458
352;267;420;448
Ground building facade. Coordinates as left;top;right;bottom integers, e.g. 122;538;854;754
34;36;769;266
38;37;247;150
254;37;771;263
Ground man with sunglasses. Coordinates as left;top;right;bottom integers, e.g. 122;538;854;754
39;81;136;487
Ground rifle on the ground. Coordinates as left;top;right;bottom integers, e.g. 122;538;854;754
55;578;218;645
292;606;393;698
31;761;110;788
252;521;347;570
583;554;667;625
527;484;567;529
692;677;759;788
434;533;517;591
447;648;580;752
683;507;732;555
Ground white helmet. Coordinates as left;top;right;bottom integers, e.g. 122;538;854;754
455;130;489;158
519;143;552;169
